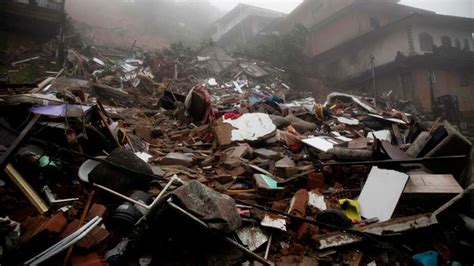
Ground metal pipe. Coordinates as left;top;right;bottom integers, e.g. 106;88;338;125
93;183;150;209
264;234;272;260
42;186;79;204
25;216;101;264
31;217;102;265
28;216;100;262
134;176;183;226
318;155;466;166
150;175;182;207
63;190;95;265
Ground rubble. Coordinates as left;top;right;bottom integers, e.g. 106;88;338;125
0;20;473;266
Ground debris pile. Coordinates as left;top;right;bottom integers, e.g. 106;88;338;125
0;34;473;266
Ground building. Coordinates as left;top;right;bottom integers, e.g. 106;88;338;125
295;0;474;117
0;0;66;36
279;0;364;34
209;3;286;50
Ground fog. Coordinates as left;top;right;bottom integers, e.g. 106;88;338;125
65;0;473;50
202;0;473;18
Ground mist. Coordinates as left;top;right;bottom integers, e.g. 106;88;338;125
203;0;473;18
65;0;473;50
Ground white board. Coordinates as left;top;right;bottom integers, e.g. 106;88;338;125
358;167;409;222
302;136;335;152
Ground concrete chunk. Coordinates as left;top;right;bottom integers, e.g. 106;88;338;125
160;152;193;167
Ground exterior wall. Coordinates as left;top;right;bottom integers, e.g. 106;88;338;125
416;69;474;115
320;25;411;79
353;67;474;117
405;68;474;115
412;24;473;54
281;0;355;33
306;4;411;57
308;11;364;56
217;15;273;50
373;72;405;99
211;5;284;42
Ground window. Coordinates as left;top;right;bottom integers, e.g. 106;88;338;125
401;72;414;90
441;36;452;47
419;32;434;52
460;72;470;87
370;17;380;29
464;39;471;51
455;39;461;49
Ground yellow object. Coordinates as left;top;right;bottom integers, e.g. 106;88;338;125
225;189;256;195
338;198;361;222
314;103;324;120
5;164;49;214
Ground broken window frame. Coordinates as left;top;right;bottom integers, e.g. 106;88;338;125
459;72;471;87
455;39;461;49
370;17;380;29
418;32;434;52
463;39;471;51
441;36;452;47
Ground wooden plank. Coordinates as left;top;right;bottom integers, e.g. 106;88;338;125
404;174;463;193
392;123;403;145
0;114;41;168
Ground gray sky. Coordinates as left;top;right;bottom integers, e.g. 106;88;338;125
202;0;474;18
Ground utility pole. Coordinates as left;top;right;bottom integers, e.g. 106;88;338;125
58;0;66;67
370;55;376;106
428;69;435;112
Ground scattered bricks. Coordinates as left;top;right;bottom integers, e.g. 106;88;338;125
169;129;191;141
201;156;215;167
286;242;305;256
342;250;364;266
296;223;309;242
159;152;193;167
272;200;289;212
226;144;250;159
224;165;246;176
21;213;67;243
275;157;295;168
61;220;109;249
43;213;67;233
306;172;325;190
85;204;107;221
335;124;346;131
290;189;309;217
275;157;298;178
277;256;316;266
254;148;280;160
224;157;241;169
296;222;318;243
71;252;107;266
134;125;153;141
60;219;81;239
77;226;109;249
212;120;233;146
318;152;335;161
253;174;285;198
